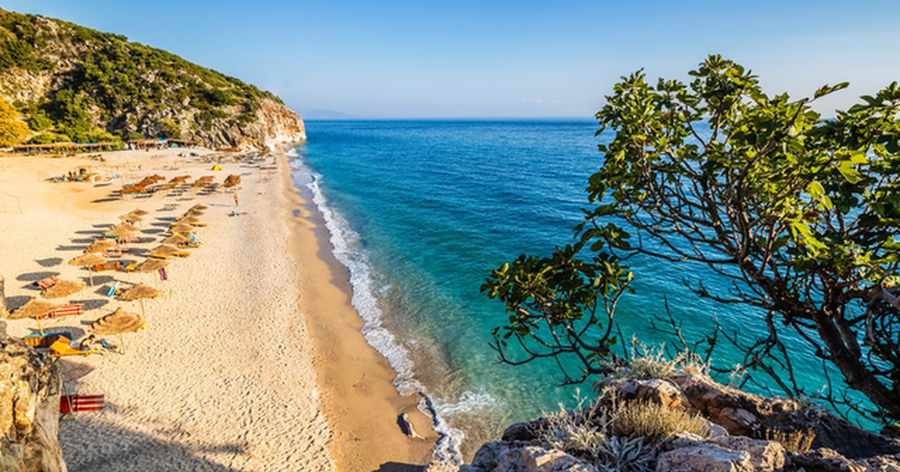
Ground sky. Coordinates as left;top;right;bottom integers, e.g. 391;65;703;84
4;0;900;119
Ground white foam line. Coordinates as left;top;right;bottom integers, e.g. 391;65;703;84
292;155;465;465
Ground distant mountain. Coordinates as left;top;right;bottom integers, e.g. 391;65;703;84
0;8;304;150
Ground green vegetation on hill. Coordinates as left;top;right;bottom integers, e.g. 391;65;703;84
0;8;283;146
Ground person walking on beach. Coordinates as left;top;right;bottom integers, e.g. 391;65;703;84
234;194;239;207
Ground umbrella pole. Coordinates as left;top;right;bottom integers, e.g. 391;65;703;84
120;333;125;355
87;268;93;287
36;316;44;336
140;299;145;317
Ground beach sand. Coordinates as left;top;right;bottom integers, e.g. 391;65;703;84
0;147;437;471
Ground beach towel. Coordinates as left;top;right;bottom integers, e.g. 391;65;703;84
107;281;119;297
159;268;168;281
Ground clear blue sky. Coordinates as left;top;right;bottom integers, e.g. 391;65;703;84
4;1;900;118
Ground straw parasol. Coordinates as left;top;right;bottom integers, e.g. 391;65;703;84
84;239;117;254
134;259;169;273
161;234;190;245
91;307;146;354
68;253;107;286
105;226;135;238
119;213;144;223
40;279;85;302
170;223;195;234
150;245;181;256
128;208;149;216
7;297;63;335
184;209;205;217
113;222;139;232
191;204;208;210
118;283;161;317
179;216;202;225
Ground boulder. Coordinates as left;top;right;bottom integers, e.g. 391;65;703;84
0;337;65;472
520;446;597;472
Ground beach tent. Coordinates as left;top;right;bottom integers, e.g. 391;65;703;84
211;165;222;171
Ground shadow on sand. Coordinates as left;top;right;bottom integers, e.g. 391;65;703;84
60;416;250;472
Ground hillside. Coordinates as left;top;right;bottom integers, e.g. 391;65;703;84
0;8;304;150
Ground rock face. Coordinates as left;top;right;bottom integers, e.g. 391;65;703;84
459;375;900;472
0;337;64;472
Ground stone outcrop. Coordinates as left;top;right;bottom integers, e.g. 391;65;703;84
458;375;900;472
0;337;65;472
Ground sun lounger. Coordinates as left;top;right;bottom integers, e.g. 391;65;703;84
36;276;58;290
92;261;124;272
103;249;123;258
23;332;73;352
123;262;139;272
49;337;95;358
117;236;143;244
44;304;85;319
60;395;105;413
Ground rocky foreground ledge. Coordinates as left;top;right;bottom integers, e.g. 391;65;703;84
430;374;900;472
0;321;65;472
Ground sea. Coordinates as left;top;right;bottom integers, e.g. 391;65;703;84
288;119;864;462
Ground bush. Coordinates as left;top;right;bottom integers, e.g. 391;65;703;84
610;399;710;443
596;341;709;389
29;110;53;131
764;428;815;453
29;132;70;144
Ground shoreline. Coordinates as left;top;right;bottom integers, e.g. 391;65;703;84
279;149;440;471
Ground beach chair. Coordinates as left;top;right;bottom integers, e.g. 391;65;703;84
60;395;105;413
44;304;85;319
36;276;58;290
103;248;123;258
23;332;73;353
123;262;139;272
107;282;119;297
92;261;124;272
49;337;95;358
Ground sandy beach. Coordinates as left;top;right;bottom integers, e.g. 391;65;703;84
0;147;436;471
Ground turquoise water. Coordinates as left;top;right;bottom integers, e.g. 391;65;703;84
290;119;858;460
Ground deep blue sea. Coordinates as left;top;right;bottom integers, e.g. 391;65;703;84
289;119;863;461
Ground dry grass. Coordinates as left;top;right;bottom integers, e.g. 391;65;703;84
764;428;816;453
610;399;710;442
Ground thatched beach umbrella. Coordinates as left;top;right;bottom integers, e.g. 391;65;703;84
105;226;134;238
191;204;208;210
118;213;144;223
135;259;169;273
113;222;139;232
170;223;194;234
7;297;63;335
161;234;190;245
134;258;169;284
68;253;107;286
40;279;85;302
149;245;182;256
184;209;205;217
91;307;146;354
84;239;117;254
178;216;202;226
128;208;149;216
117;283;161;317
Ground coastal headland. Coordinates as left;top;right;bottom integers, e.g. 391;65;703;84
0;146;436;471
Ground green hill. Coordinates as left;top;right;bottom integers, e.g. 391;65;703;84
0;8;304;150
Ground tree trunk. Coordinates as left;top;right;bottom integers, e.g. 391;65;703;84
814;311;900;420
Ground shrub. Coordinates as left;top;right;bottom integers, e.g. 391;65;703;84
610;399;710;442
596;340;709;389
764;428;815;453
29;110;53;131
29;132;70;144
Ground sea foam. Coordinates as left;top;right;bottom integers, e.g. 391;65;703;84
297;158;467;465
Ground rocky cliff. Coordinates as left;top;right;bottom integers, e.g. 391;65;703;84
0;8;304;150
444;375;900;472
0;325;65;472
